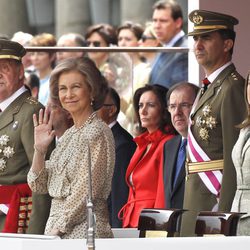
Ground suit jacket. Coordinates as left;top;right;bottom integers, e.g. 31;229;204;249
163;135;185;209
0;91;53;234
108;122;136;228
231;127;250;235
149;35;188;89
121;129;174;228
181;63;247;236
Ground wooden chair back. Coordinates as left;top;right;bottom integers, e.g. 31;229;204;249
138;208;186;237
195;211;245;236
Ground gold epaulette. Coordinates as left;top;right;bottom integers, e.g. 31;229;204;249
26;96;39;105
187;159;224;174
230;72;239;81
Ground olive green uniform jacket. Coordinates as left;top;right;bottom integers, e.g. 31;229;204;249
181;64;247;236
0;91;53;234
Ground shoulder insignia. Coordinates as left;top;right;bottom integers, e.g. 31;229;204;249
26;96;39;105
231;72;238;81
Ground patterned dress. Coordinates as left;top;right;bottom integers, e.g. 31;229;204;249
28;113;115;238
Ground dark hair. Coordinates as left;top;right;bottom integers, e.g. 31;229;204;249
85;23;117;46
108;87;120;118
166;81;200;104
117;21;144;41
153;0;183;22
27;73;40;89
218;29;236;55
133;84;174;134
50;57;108;111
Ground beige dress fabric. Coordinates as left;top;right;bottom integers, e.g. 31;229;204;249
28;113;115;238
231;127;250;235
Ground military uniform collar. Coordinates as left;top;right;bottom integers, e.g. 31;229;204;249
0;86;27;112
206;61;232;84
192;63;236;114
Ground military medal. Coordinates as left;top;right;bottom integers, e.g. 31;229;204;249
196;105;217;141
199;128;209;141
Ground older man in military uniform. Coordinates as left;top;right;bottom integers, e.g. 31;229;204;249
181;10;247;236
0;39;53;234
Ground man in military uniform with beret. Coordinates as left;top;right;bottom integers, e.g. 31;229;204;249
181;10;247;236
0;39;53;234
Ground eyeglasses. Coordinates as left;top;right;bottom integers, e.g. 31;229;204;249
85;41;101;47
167;102;193;112
141;35;156;42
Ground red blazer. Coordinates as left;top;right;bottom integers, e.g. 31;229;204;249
120;129;174;228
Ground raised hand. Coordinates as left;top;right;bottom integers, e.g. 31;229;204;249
33;108;55;155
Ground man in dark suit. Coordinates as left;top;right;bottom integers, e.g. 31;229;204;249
97;87;136;227
149;0;188;89
163;82;199;209
0;39;53;234
181;10;247;236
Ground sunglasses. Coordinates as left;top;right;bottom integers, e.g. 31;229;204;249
85;41;101;47
141;35;156;42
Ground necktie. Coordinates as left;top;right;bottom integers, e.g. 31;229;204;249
173;138;187;187
202;78;211;93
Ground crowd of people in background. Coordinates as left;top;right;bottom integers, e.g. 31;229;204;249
0;0;250;240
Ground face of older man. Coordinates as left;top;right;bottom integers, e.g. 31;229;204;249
0;59;24;102
168;87;196;137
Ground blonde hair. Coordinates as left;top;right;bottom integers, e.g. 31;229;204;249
144;21;157;39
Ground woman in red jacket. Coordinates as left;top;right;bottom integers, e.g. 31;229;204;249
119;84;176;228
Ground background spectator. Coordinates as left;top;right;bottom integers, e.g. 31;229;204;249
56;32;86;63
29;33;57;105
24;72;40;99
149;0;188;88
138;21;161;65
97;87;136;228
11;31;34;71
117;21;151;135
